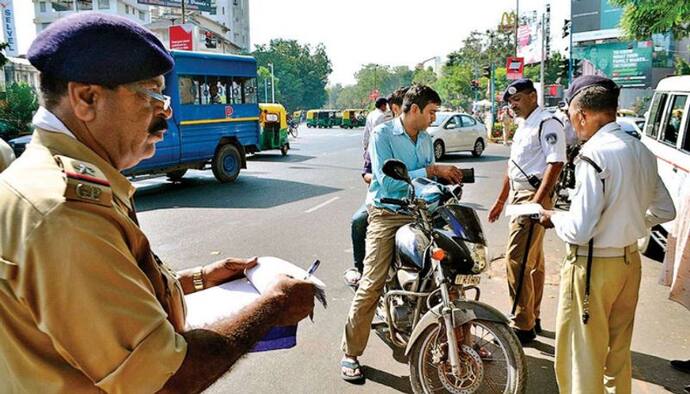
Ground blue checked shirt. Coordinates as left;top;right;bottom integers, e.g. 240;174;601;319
366;117;435;210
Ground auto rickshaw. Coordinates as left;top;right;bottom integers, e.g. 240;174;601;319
306;110;317;127
259;103;289;155
293;110;303;123
341;109;365;129
332;111;343;127
316;110;332;128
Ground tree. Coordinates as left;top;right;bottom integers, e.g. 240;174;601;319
0;83;39;139
611;0;690;40
675;56;690;76
326;83;343;108
252;39;332;111
412;67;437;86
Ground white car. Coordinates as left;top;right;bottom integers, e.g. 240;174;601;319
427;112;487;160
616;116;645;139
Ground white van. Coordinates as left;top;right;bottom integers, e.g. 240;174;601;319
639;76;690;256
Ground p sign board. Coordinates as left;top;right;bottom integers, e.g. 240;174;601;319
506;57;525;80
369;89;380;100
169;24;194;51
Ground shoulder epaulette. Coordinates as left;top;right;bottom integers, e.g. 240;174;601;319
54;155;112;207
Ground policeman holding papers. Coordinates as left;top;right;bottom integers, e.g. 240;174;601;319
488;78;566;344
539;76;676;393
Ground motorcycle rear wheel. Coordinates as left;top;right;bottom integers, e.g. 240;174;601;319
409;320;526;394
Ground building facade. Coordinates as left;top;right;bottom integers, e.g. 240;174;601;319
33;0;151;34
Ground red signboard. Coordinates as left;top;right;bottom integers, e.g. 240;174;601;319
169;24;193;51
505;57;525;80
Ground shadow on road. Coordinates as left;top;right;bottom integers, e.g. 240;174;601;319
134;175;341;212
362;366;413;393
248;153;316;163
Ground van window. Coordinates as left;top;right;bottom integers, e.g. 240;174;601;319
661;95;687;146
645;93;668;138
682;116;690;153
178;75;257;105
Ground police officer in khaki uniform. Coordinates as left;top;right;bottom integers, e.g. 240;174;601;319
540;76;676;393
0;13;314;393
488;79;566;344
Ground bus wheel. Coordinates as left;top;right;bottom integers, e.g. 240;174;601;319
166;169;187;182
212;144;241;183
280;144;288;156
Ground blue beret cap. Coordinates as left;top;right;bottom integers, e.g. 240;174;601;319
502;78;535;101
28;12;173;86
565;75;619;104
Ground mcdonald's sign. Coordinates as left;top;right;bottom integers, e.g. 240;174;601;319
499;11;517;32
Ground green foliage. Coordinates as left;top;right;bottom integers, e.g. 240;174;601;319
329;64;414;110
676;56;690;75
0;42;9;70
0;83;38;139
611;0;690;40
252;39;332;111
412;67;437;86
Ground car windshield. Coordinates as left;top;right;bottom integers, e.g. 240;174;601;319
430;113;451;127
635;120;645;130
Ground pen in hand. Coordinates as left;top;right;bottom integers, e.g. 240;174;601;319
304;260;320;322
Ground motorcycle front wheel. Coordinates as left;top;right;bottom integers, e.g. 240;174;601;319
409;320;526;394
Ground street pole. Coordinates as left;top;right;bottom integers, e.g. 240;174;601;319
490;64;495;123
181;0;186;24
515;0;519;56
268;63;275;103
264;78;268;103
539;10;545;107
568;21;573;85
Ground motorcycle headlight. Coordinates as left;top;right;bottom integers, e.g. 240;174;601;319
467;242;488;274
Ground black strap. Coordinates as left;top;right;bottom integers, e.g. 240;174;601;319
578;155;604;324
511;221;536;317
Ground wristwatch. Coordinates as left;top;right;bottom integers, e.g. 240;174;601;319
192;266;205;291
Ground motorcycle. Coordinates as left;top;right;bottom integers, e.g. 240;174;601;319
375;159;526;393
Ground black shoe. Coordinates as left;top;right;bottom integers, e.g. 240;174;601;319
535;319;543;334
512;327;536;345
671;359;690;374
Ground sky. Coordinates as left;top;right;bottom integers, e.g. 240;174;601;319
249;0;570;86
4;0;569;87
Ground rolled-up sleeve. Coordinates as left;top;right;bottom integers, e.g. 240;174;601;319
16;204;187;393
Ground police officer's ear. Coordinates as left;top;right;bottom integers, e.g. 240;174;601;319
67;82;101;123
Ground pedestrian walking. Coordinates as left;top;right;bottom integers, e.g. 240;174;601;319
487;78;566;344
499;106;514;144
540;76;676;393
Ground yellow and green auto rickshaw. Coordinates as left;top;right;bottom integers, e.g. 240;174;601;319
259;103;289;155
292;110;303;123
341;109;366;129
316;110;332;128
306;110;317;128
333;110;343;127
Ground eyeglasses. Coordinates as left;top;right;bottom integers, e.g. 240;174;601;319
129;85;171;112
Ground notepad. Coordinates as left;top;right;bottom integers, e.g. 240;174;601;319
184;256;326;352
505;203;544;218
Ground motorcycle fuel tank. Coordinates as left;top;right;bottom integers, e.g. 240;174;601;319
394;223;430;270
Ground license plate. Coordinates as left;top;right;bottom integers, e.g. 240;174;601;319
455;274;480;285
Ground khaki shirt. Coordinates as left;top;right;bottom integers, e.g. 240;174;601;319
0;130;187;393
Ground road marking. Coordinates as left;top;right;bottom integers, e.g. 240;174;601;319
305;196;340;213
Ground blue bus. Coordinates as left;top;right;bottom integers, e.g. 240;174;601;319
123;50;260;182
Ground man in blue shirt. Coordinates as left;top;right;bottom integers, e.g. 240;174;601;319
340;85;464;381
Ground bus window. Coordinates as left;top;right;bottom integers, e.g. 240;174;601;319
178;76;198;105
243;78;257;104
661;95;687;146
645;93;667;138
229;79;242;105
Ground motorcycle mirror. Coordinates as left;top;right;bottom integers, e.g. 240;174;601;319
383;159;411;184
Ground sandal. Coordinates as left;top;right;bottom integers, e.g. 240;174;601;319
343;268;362;287
340;358;364;381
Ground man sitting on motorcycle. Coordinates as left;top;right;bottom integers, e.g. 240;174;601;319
340;85;465;381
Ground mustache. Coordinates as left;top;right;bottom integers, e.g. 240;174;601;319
148;118;168;134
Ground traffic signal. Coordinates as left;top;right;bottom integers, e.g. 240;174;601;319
481;65;491;78
205;31;216;49
470;80;480;90
572;59;582;78
562;19;571;39
558;58;569;80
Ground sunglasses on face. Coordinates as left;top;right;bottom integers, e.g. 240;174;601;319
129;85;171;112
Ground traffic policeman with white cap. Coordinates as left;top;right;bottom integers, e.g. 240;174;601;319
540;76;676;393
488;78;566;343
0;13;314;392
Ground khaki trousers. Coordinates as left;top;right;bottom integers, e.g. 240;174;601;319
506;190;552;330
555;244;641;394
341;207;413;356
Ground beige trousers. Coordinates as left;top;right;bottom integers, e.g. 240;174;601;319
555;244;641;394
341;207;413;356
506;190;552;330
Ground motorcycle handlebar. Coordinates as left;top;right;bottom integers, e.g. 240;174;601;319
381;198;407;206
